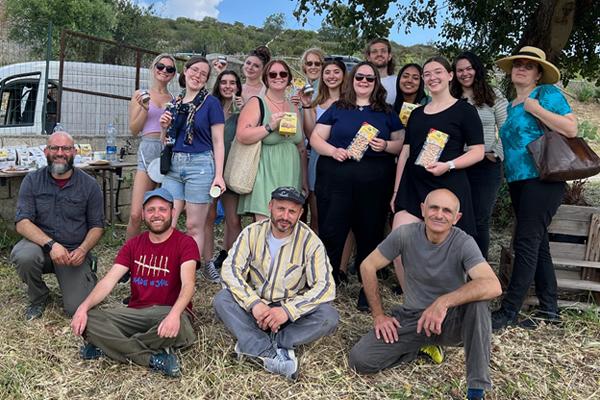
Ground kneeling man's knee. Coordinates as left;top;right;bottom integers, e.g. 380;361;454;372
348;342;380;374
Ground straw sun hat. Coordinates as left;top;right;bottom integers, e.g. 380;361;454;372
496;46;560;84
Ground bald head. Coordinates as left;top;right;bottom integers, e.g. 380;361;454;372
424;189;460;213
48;131;74;146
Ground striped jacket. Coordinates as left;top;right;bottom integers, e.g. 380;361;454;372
221;219;335;321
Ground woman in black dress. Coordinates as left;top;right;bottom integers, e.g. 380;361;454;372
391;56;484;288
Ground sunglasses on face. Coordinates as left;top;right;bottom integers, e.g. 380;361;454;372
268;71;289;79
305;61;321;67
155;62;176;74
512;60;538;71
354;73;375;83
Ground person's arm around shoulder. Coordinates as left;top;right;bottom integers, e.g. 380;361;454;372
416;261;502;337
71;263;129;336
361;248;400;344
524;85;577;138
157;259;196;338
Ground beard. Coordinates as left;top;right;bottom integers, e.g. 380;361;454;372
47;154;74;175
145;217;172;234
271;216;296;234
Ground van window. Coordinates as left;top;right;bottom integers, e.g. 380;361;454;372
0;73;41;127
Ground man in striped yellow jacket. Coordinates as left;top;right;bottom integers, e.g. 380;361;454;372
213;186;339;380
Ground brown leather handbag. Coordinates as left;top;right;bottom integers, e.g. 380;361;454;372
527;117;600;182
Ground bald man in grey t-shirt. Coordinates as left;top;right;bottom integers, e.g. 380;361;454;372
348;189;501;400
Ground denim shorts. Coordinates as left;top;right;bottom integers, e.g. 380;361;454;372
161;151;214;204
137;137;162;171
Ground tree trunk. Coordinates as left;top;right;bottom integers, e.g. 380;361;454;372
517;0;576;64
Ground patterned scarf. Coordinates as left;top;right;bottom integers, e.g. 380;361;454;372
165;87;209;146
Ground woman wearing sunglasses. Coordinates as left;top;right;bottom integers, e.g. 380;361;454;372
491;47;576;330
301;48;324;99
237;60;308;220
241;45;271;103
159;56;226;283
310;61;404;307
450;51;508;259
203;70;244;273
392;56;484;289
126;53;177;239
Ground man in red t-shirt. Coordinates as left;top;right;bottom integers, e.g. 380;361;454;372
70;188;199;377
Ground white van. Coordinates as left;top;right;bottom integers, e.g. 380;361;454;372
0;61;180;136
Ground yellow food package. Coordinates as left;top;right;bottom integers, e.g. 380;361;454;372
415;128;449;167
79;144;93;157
279;112;298;136
291;77;306;91
399;102;420;125
347;122;380;161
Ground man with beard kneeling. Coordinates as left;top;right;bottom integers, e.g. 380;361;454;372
11;130;104;320
71;188;199;377
213;186;339;380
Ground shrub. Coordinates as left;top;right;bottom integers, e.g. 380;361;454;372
575;82;596;103
491;180;514;229
578;120;599;141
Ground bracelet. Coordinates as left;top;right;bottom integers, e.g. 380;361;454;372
383;140;388;150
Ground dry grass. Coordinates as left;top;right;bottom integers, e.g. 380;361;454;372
1;224;599;400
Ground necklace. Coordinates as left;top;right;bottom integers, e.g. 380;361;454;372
266;93;286;113
358;104;370;111
245;80;262;88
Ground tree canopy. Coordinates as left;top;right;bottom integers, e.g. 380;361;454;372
293;0;600;83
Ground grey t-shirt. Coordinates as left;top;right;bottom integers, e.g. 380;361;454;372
378;222;485;310
380;75;397;105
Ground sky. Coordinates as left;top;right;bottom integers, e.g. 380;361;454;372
142;0;443;46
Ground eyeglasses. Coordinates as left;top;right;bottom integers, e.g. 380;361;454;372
187;66;208;77
47;145;74;152
305;61;321;67
156;62;176;74
268;71;289;79
512;60;538;71
354;73;376;83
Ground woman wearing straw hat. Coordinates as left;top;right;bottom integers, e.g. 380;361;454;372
491;46;577;331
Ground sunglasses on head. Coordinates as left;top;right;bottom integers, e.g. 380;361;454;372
156;62;176;74
305;61;321;67
354;73;376;83
268;71;289;79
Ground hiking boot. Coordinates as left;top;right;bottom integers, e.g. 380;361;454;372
518;309;561;329
25;302;47;320
149;351;181;377
491;308;517;332
263;347;299;380
419;345;444;364
80;343;104;360
356;287;370;312
204;261;221;284
213;250;228;269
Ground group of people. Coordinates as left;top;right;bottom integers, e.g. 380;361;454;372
9;37;577;400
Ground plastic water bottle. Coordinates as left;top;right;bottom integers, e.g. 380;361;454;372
106;123;117;162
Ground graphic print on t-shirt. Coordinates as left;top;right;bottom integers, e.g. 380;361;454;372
131;254;171;289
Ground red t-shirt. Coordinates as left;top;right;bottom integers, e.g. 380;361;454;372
114;229;199;312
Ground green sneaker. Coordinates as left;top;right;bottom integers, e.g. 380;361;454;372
419;345;444;364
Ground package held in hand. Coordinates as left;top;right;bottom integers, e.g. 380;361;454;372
347;122;379;161
279;112;298;136
415;128;449;167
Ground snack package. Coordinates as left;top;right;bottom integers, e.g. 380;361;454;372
399;102;420;126
415;128;449;167
279;112;298;135
291;77;306;93
347;122;380;161
79;144;92;157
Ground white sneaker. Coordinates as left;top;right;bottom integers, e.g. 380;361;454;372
263;347;298;380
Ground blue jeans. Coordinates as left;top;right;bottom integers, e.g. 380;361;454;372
162;151;214;204
502;178;565;315
466;157;503;259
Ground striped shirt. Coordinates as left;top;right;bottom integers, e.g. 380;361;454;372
221;219;336;321
466;88;508;160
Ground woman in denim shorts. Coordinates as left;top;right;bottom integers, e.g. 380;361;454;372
159;56;225;280
126;53;177;239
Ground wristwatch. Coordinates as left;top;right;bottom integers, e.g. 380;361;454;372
42;240;56;253
265;123;274;133
447;160;456;171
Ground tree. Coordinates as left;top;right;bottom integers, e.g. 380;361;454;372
293;0;600;83
263;12;285;36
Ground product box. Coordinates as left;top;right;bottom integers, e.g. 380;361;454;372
347;122;380;161
279;112;298;136
415;128;449;167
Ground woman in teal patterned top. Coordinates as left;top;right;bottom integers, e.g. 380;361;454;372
491;46;577;331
